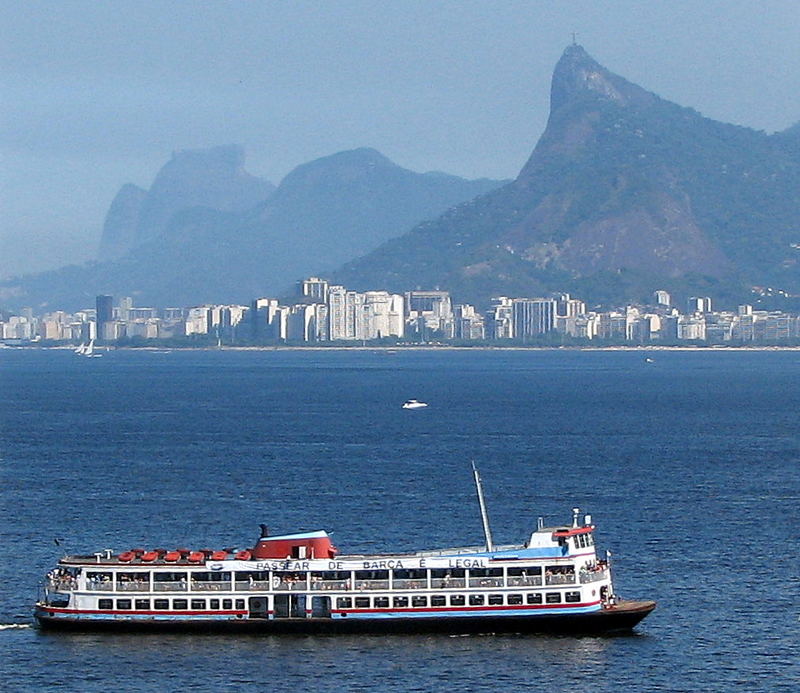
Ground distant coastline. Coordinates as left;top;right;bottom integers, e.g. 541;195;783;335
8;344;800;353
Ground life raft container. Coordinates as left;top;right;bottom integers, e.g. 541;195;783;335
118;551;135;562
164;551;181;562
211;550;228;561
235;550;252;560
188;551;205;563
140;551;158;562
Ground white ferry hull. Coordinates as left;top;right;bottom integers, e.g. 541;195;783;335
35;600;654;635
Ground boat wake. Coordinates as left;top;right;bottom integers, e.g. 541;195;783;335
0;623;31;631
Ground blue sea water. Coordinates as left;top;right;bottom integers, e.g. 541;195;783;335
0;348;798;692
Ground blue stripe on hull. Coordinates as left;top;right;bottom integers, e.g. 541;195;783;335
37;610;239;622
37;604;601;624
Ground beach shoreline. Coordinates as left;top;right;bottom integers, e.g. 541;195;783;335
7;344;800;353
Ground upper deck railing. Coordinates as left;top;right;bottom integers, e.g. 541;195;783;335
153;580;187;592
544;573;576;586
47;562;610;594
579;567;609;584
310;579;351;591
506;575;543;587
115;582;149;592
47;578;78;592
191;580;232;592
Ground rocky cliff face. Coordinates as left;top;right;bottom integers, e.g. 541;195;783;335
336;45;800;306
97;183;147;261
97;145;275;261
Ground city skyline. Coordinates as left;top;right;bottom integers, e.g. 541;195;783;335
4;277;799;347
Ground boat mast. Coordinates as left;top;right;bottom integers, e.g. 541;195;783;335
471;461;494;552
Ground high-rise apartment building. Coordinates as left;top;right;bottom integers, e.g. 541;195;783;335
486;297;513;339
555;293;585;318
328;286;361;340
327;287;403;341
654;290;672;307
511;298;556;339
96;295;113;341
405;290;453;337
299;277;329;302
687;296;712;314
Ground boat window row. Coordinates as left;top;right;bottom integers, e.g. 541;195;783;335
334;591;583;609
96;598;247;611
78;565;602;592
94;590;585;612
574;534;594;549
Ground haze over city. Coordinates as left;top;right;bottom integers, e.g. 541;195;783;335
2;0;800;279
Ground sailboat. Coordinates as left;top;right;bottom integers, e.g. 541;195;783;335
83;339;102;358
74;343;87;355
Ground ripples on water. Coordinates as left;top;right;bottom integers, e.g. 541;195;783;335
1;349;799;691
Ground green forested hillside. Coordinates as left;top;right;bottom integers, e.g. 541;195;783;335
336;46;800;307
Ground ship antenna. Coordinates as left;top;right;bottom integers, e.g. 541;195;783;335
471;461;494;552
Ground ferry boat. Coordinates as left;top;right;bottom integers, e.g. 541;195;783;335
34;468;655;634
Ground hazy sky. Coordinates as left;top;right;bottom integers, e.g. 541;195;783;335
2;0;799;279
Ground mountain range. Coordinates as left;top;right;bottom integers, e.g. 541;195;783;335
335;45;800;307
0;148;504;310
3;44;799;313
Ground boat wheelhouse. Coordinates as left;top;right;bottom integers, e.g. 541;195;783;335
35;505;655;634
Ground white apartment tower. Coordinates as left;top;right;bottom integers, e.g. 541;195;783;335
328;287;403;340
511;298;557;338
654;290;672;307
300;277;330;302
361;291;404;340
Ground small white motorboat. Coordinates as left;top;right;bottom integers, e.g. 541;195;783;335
402;399;428;410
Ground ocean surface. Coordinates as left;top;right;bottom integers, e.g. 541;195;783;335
1;348;798;691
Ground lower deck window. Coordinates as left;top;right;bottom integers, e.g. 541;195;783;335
135;599;150;610
469;595;484;606
450;595;465;606
116;599;131;610
191;599;206;610
173;599;188;610
354;597;370;609
565;591;581;603
98;599;113;610
374;597;389;608
336;597;352;609
393;597;408;608
545;593;562;604
210;599;220;610
154;599;169;610
222;599;232;610
235;599;245;610
507;594;523;605
488;594;504;605
411;596;427;607
430;595;446;607
527;593;542;605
